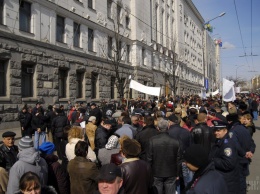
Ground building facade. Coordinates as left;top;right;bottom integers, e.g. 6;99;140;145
0;0;219;129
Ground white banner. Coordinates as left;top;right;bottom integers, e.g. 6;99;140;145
223;78;236;102
129;80;161;96
212;89;219;96
235;87;240;93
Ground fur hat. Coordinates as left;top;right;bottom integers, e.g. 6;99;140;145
121;138;141;157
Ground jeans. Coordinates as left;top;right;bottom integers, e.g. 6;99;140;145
252;111;258;120
154;176;176;194
176;163;194;194
34;131;46;149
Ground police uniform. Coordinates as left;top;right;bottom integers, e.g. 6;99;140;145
209;120;240;194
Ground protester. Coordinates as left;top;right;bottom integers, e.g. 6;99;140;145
68;141;99;194
147;119;180;194
89;103;103;126
7;136;48;194
0;131;18;193
86;116;97;150
184;144;228;194
115;116;134;138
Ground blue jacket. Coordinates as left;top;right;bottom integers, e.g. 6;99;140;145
186;162;228;194
209;133;240;193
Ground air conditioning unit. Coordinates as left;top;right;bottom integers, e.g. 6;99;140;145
27;68;33;74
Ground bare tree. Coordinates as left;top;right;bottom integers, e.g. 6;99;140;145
98;0;132;101
225;76;247;87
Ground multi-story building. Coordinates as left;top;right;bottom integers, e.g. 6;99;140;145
0;0;219;129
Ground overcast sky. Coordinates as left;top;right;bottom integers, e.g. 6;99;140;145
192;0;260;81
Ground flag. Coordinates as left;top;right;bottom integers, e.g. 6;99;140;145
223;78;236;102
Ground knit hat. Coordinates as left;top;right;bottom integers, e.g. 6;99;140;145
39;142;55;154
105;135;119;150
88;116;96;122
121;138;141;157
183;144;208;168
18;136;34;151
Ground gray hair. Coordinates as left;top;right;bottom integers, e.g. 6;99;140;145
157;119;168;132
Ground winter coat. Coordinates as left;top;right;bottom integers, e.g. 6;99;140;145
86;122;97;150
147;132;181;177
68;156;98;194
209;134;240;193
0;144;18;172
89;107;102;126
191;122;214;155
120;158;153;194
51;115;69;138
31;114;46;132
94;126;110;151
66;138;97;162
168;124;192;152
115;124;134;139
135;124;159;161
98;148;120;166
42;154;70;194
186;162;228;194
6;147;48;194
228;122;256;163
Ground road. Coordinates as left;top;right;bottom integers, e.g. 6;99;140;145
0;120;259;192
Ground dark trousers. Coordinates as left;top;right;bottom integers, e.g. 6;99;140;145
53;136;62;159
239;163;249;194
154;176;176;194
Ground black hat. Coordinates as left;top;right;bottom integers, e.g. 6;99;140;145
183;144;208;168
103;119;112;125
167;114;179;123
2;131;16;138
90;102;96;106
98;163;122;182
212;120;228;130
55;108;63;114
79;108;86;114
226;113;239;122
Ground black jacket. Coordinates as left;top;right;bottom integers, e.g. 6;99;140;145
89;107;102;126
135;125;159;161
186;162;228;194
191;122;214;155
209;134;240;193
147;132;181;177
44;110;57;129
51;115;69;138
0;144;18;171
168;124;192;153
31;114;46;132
94;125;110;152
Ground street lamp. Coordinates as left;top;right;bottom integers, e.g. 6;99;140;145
235;65;244;82
202;12;226;92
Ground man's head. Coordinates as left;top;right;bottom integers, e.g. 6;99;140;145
167;114;180;126
103;119;112;130
131;115;139;126
121;137;141;158
197;113;207;123
212;120;228;139
157;119;168;132
98;163;123;194
183;144;208;172
90;102;96;110
2;131;16;147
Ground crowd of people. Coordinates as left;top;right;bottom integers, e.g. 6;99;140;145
0;93;258;194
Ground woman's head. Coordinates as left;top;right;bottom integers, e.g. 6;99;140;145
75;140;88;158
243;113;253;126
19;171;41;194
68;126;83;140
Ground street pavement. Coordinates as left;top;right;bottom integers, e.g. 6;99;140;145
0;120;259;192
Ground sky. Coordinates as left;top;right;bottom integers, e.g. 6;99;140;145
192;0;260;82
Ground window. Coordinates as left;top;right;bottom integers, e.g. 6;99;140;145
76;71;84;98
126;44;130;62
117;4;121;20
19;0;31;32
107;0;112;18
73;22;80;47
88;0;93;9
88;28;94;51
108;36;112;58
111;77;115;99
0;0;4;25
142;48;145;65
0;60;6;96
58;69;67;98
21;64;34;97
125;16;130;28
91;72;98;99
56;16;65;43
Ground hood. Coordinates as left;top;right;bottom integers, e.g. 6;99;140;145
18;147;40;164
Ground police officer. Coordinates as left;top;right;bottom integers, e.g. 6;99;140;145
0;131;18;193
209;120;240;194
227;113;255;194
